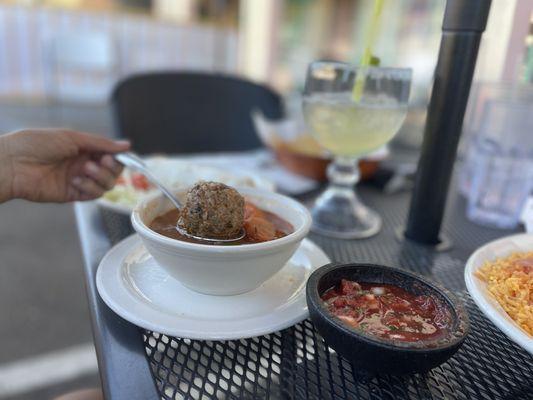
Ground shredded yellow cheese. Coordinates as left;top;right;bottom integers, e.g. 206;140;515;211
475;252;533;336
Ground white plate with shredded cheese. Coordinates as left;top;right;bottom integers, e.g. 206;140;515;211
465;233;533;355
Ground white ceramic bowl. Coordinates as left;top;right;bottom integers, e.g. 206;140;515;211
131;187;312;295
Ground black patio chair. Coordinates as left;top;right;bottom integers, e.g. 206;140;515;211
111;72;284;154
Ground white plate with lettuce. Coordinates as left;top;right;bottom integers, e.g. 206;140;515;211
98;156;275;215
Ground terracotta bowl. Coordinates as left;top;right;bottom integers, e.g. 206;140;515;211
273;145;379;182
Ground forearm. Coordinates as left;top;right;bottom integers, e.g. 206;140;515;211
0;135;14;203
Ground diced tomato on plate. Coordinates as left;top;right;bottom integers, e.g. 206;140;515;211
131;173;151;191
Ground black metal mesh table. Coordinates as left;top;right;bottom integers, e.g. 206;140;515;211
98;188;533;400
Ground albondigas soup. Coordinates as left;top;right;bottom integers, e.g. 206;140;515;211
149;181;293;244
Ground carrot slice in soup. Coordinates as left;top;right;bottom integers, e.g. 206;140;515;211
244;216;276;242
244;202;264;220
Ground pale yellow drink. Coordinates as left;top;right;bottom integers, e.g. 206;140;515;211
303;92;407;157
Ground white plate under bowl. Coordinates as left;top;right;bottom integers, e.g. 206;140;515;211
465;233;533;355
97;235;330;340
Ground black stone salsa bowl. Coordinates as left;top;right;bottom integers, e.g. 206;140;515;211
306;263;470;374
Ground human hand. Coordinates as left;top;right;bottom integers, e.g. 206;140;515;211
0;129;130;203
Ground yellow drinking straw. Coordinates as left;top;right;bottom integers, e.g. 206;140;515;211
352;0;385;102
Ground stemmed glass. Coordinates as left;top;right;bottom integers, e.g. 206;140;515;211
303;62;412;238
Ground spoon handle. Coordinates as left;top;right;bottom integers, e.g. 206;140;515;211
114;152;182;210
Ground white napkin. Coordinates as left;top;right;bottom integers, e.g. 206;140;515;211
176;150;319;195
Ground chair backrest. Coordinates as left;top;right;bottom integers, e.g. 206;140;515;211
111;72;284;154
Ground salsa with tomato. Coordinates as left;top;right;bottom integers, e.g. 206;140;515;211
321;280;452;342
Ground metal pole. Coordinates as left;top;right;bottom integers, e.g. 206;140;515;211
404;0;492;245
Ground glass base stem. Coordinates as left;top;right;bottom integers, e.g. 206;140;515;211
311;157;381;239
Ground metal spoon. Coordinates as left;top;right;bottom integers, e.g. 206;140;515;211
115;152;245;243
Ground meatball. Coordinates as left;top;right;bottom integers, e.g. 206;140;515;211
178;181;245;239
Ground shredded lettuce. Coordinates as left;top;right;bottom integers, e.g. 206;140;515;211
102;187;140;207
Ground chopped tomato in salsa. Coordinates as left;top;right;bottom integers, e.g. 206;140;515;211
321;280;452;342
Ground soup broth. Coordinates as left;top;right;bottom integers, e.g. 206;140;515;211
150;202;293;245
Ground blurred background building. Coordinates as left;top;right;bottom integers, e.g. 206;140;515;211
0;0;532;399
0;0;532;97
1;0;532;148
1;0;531;102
